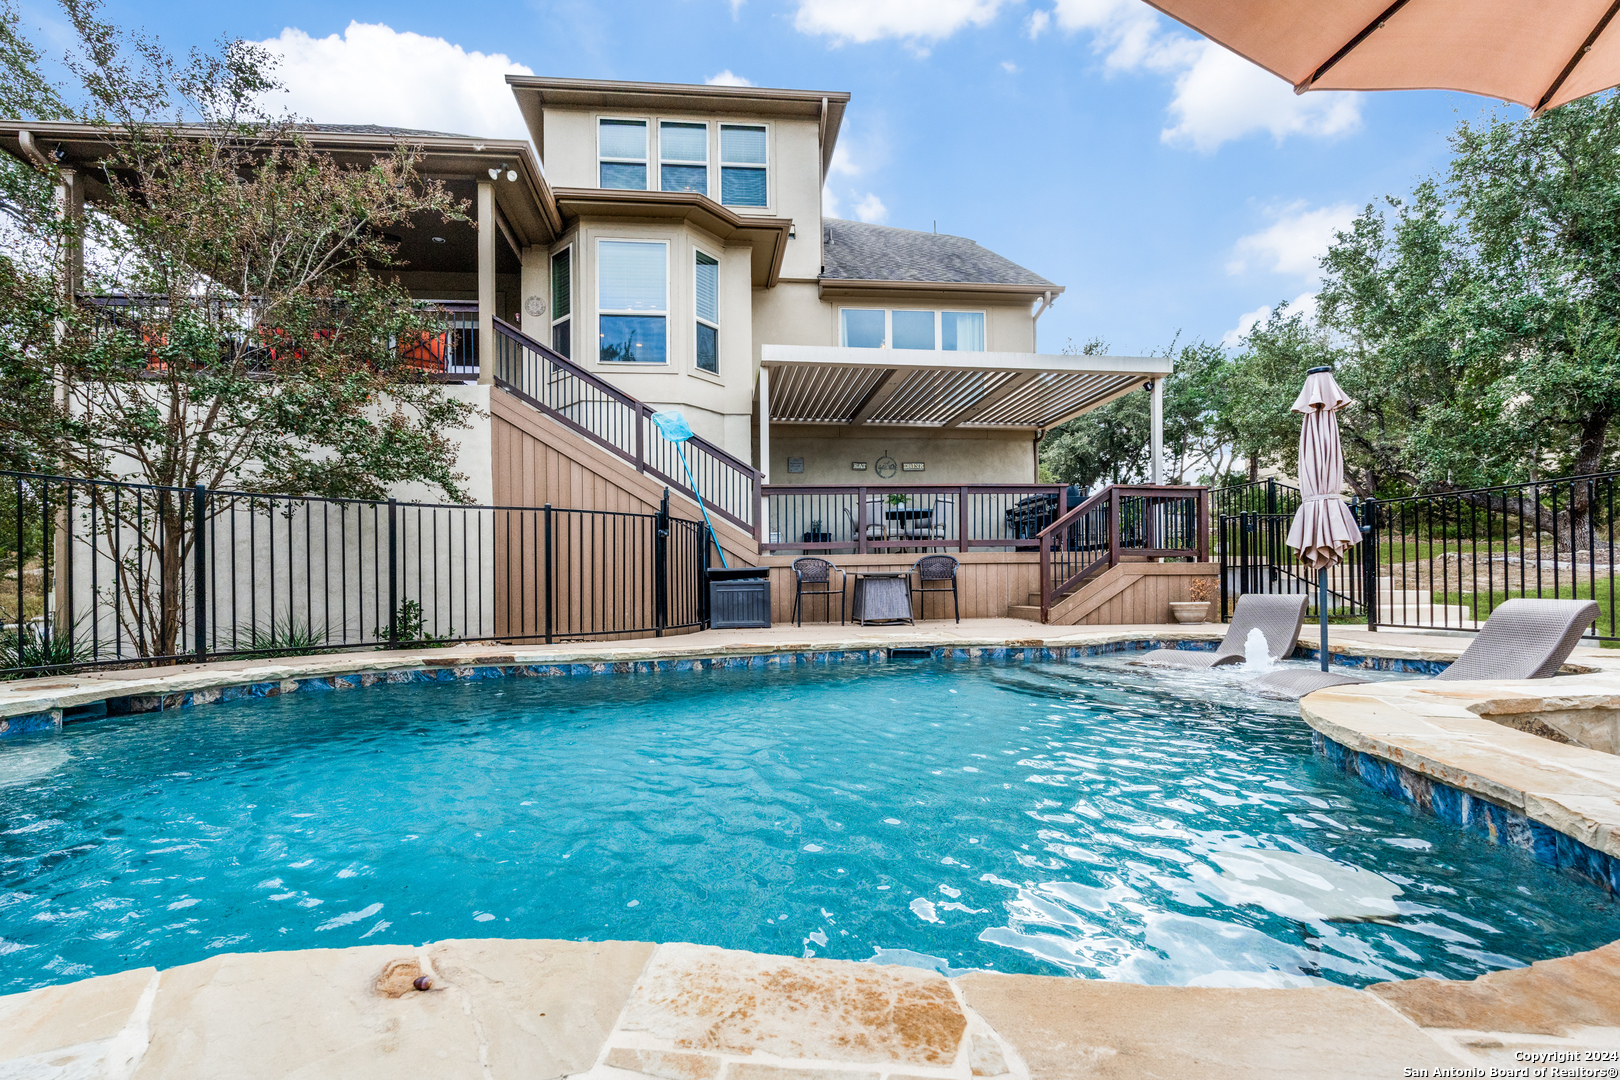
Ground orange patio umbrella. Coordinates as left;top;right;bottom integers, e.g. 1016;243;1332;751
1145;0;1620;114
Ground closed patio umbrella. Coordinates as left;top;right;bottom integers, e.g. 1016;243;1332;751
1286;366;1363;671
1145;0;1620;114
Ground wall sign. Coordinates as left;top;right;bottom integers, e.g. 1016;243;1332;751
786;457;804;473
901;462;925;472
524;295;547;317
851;461;868;471
875;455;898;478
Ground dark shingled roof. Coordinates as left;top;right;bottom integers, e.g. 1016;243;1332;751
820;218;1053;287
296;123;473;139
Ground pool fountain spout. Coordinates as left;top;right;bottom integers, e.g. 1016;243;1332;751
1237;628;1278;674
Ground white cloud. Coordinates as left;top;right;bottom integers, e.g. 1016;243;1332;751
257;22;531;140
1221;291;1319;347
1227;201;1356;280
828;142;861;178
1032;0;1361;152
1001;60;1020;73
1026;9;1050;37
1221;303;1272;348
793;0;1018;48
1163;44;1362;152
705;69;754;86
854;193;889;222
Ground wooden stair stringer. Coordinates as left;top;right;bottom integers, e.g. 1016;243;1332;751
1044;563;1141;625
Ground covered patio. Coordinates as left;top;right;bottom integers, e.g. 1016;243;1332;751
756;344;1173;554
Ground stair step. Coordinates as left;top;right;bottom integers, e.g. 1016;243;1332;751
1008;604;1043;623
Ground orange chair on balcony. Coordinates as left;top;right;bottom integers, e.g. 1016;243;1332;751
399;330;450;373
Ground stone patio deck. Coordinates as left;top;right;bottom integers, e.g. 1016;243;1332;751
5;936;1620;1080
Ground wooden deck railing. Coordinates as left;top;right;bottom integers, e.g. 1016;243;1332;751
760;484;1072;553
1037;484;1209;620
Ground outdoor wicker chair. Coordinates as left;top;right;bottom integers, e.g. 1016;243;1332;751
792;557;846;626
912;554;960;623
1253;597;1600;699
1136;593;1307;669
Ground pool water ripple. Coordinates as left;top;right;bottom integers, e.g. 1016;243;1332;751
1;656;1616;993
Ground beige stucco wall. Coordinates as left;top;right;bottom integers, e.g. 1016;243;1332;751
529;97;1048;482
766;429;1036;486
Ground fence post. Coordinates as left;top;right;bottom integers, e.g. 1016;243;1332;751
387;498;399;649
1363;498;1378;632
1238;512;1251;598
654;490;669;637
1266;477;1277;515
1218;517;1230;621
700;529;712;627
543;503;553;645
192;483;207;662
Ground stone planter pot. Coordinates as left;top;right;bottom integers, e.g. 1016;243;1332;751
1169;601;1211;624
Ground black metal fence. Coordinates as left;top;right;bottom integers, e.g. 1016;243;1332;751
2;471;710;678
1218;471;1620;644
1212;479;1302;520
1218;511;1371;625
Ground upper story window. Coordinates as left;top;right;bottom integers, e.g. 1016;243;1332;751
695;250;719;374
598;239;668;363
660;122;708;196
839;309;987;351
719;124;767;207
598;119;648;190
550;246;572;359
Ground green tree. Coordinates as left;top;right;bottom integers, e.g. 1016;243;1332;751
0;0;475;657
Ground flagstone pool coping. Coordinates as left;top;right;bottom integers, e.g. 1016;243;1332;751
6;625;1620;1076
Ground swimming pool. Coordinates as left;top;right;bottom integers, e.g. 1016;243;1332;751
1;655;1615;994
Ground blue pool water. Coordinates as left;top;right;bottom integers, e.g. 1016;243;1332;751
2;656;1616;994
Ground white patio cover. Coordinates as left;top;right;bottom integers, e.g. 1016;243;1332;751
1286;369;1362;569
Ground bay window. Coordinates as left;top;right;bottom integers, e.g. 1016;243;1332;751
598;239;667;363
695;250;719;374
550;246;572;359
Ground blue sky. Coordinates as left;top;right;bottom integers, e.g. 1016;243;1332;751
28;0;1505;355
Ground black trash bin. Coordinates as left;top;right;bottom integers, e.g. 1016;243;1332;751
707;566;772;629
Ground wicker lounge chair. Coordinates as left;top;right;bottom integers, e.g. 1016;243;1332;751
1253;598;1600;699
1136;593;1308;670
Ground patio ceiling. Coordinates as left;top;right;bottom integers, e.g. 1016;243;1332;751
760;345;1172;431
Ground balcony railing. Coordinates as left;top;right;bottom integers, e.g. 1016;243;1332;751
761;484;1077;554
490;319;760;532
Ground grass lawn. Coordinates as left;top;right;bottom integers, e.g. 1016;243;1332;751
1435;581;1620;648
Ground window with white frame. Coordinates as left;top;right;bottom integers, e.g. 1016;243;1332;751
941;310;985;351
598;119;648;190
660;121;708;196
550;246;572;359
838;308;986;352
695;250;719;374
598;239;668;363
719;124;767;207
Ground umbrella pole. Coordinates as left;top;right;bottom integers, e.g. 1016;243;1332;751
1319;568;1329;672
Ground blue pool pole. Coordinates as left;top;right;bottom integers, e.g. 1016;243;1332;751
1319;568;1329;672
650;410;728;570
675;442;728;570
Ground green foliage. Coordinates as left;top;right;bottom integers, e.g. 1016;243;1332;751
0;0;479;659
375;599;452;648
0;623;94;678
245;618;324;658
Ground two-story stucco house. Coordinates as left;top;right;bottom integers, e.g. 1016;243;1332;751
4;75;1198;623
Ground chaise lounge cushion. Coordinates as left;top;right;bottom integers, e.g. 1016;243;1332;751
1136;593;1308;670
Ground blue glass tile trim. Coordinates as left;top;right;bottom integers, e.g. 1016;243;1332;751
0;709;61;737
1313;731;1620;894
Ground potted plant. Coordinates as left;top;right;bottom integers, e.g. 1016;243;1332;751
803;518;828;543
1170;575;1215;623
